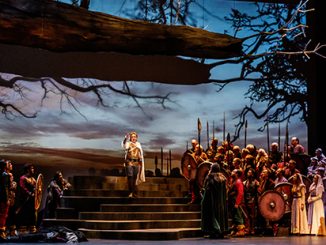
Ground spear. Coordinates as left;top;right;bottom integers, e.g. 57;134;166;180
197;118;202;148
154;156;158;171
278;122;281;149
206;121;209;150
226;132;231;166
284;122;289;162
267;120;270;154
161;147;163;174
286;122;289;159
212;120;215;140
223;112;226;142
244;119;248;148
169;149;172;173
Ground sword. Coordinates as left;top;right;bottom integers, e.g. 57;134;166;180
239;205;248;219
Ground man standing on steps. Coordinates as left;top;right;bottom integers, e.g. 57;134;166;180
122;131;145;198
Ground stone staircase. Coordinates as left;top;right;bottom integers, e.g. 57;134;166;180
42;176;202;240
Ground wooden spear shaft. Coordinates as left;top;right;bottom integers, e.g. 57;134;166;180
244;119;248;148
206;121;209;150
267;120;270;154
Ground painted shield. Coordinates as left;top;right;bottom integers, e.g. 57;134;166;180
180;152;197;181
274;182;293;213
196;161;212;190
258;190;286;221
34;173;44;211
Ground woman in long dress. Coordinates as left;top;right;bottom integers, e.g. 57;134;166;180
290;173;309;235
307;174;326;235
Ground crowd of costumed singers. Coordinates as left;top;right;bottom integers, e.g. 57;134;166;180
181;136;326;238
0;161;72;241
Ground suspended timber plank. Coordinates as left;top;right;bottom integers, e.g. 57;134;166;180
0;43;211;84
0;0;242;59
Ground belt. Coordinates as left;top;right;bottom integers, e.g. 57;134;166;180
128;158;139;162
293;195;302;198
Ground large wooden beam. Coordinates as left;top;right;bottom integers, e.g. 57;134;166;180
0;0;243;59
0;43;211;84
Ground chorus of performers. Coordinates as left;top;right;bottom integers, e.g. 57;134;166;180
0;160;71;241
182;137;326;238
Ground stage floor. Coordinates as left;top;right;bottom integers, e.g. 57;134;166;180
3;235;325;244
89;236;325;245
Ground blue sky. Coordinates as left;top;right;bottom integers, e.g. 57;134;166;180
0;0;308;156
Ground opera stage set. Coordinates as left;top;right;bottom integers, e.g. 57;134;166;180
1;0;325;241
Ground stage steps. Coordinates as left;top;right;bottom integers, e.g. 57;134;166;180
42;176;203;240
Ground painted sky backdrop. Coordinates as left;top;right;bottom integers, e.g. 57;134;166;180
0;0;308;161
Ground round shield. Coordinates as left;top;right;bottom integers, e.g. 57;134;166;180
274;182;293;213
196;161;212;190
258;190;286;221
35;173;44;211
180;152;197;181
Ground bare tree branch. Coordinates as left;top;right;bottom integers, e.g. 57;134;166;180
203;0;321;142
0;74;174;119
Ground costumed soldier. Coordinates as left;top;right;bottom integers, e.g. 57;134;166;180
188;139;198;154
0;160;10;240
45;171;72;218
5;160;17;237
180;138;197;195
243;168;259;235
228;169;246;237
256;169;274;235
205;138;218;163
16;163;37;234
284;159;300;180
268;142;283;168
122;131;145;198
287;137;309;175
189;144;208;204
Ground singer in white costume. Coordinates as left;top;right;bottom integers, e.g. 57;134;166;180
121;131;145;198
